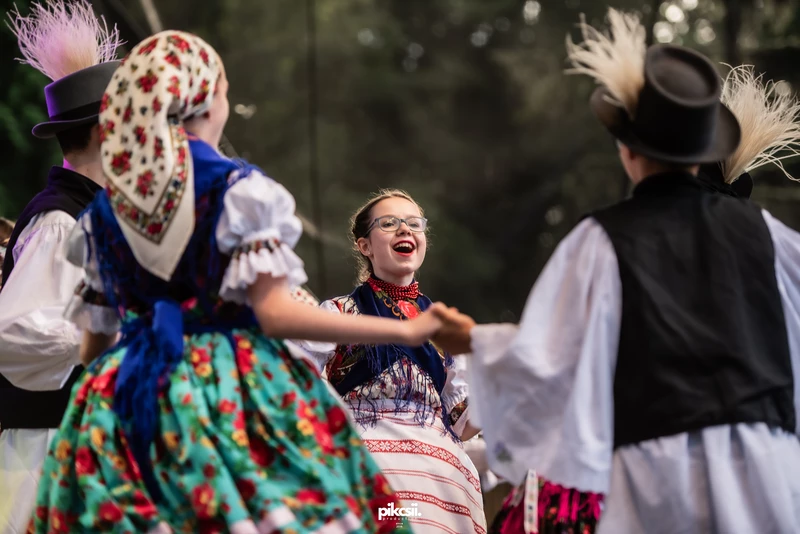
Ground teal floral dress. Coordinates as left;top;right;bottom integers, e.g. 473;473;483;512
31;140;408;533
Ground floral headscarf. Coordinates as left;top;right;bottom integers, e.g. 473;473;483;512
99;30;222;280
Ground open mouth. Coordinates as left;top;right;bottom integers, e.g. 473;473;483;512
392;241;415;255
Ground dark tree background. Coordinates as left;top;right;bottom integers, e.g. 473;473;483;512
2;0;800;322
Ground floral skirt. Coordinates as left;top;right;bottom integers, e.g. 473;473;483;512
488;474;602;534
31;329;410;533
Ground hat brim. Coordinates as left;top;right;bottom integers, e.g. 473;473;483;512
32;113;99;139
590;87;741;165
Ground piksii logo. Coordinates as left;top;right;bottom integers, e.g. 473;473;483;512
377;502;422;521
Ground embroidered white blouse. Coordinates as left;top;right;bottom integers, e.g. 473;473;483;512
469;212;800;534
63;169;308;332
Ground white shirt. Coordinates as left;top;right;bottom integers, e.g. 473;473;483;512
469;212;800;534
0;211;82;391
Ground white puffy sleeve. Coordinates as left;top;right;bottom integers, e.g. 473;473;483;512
467;217;621;493
216;170;308;304
62;214;121;335
762;210;800;436
442;355;471;434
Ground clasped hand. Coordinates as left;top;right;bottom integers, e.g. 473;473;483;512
405;302;476;355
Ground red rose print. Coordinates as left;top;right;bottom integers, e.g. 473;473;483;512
200;48;210;65
281;391;297;408
97;501;123;523
138;38;159;56
326;405;348;434
122;105;133;124
181;392;192;405
249;438;275;467
314;424;335;453
218;399;237;414
168;34;191;52
396;300;419;319
236;478;257;501
135;170;155;197
202;463;215;478
164;51;181;68
49;509;70;533
75;446;96;476
153;136;164;160
236;346;255;376
152;96;163;114
191;483;217;520
99;93;111;112
164;199;175;211
192;79;210;106
134;126;147;146
92;368;116;398
132;489;157;520
147;222;163;235
109;150;132;176
296;489;327;505
136;70;159;93
99;120;115;143
74;380;90;404
167;75;181;98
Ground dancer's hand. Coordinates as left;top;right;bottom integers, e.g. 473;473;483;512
431;306;476;355
403;303;447;346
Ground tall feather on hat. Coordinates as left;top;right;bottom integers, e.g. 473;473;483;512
6;0;122;81
717;65;800;184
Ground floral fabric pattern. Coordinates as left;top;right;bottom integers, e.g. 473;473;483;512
32;328;409;533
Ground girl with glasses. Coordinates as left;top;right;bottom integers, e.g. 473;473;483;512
300;189;487;534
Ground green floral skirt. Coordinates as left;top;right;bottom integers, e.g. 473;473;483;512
31;329;409;533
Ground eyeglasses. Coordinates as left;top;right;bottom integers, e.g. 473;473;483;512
366;216;428;234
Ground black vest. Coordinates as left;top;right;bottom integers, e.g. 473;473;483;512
591;171;795;448
0;167;100;430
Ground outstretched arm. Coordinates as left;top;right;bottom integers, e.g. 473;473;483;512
247;272;444;347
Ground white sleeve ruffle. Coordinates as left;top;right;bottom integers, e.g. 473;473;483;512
62;215;120;335
216;170;308;304
442;354;471;433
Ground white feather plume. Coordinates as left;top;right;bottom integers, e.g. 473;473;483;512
565;8;646;118
6;0;123;81
719;65;800;183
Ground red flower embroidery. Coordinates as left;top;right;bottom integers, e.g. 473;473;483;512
326;405;348;434
164;51;181;68
136;70;159;93
396;300;419;319
147;222;163;235
236;478;257;501
99;93;111;112
109;150;132;176
138;38;159;55
167;34;191;52
152;96;163;114
97;501;123;523
218;399;237;414
134;126;147;146
199;48;210;65
74;446;96;476
191;483;217;519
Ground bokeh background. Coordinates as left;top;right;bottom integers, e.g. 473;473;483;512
3;0;800;322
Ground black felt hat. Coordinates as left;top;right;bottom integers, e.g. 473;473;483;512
32;61;121;139
591;44;740;164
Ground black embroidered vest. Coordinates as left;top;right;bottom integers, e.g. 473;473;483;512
591;171;794;448
0;167;99;430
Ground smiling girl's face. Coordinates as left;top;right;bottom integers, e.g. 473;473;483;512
356;196;427;286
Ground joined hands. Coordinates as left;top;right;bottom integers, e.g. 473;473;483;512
406;302;476;354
